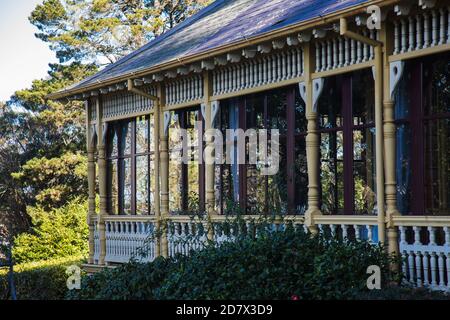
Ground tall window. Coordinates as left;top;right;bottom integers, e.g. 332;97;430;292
215;86;307;215
106;115;156;215
168;107;205;214
396;53;449;215
318;70;376;215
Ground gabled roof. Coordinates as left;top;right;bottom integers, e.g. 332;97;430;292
55;0;373;97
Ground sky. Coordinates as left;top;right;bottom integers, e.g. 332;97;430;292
0;0;57;102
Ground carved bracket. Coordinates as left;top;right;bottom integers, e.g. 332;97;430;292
201;103;206;120
90;124;97;147
312;78;325;113
298;82;307;104
101;122;108;145
390;60;405;100
163;111;171;136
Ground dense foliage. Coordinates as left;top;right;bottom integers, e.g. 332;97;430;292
0;255;84;300
30;0;210;64
0;0;207;250
68;230;397;300
12;199;89;264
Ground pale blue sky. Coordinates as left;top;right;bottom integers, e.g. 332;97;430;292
0;0;57;102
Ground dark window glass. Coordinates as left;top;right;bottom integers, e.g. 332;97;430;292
318;70;376;215
168;107;204;214
106;115;154;215
395;53;449;215
215;86;307;215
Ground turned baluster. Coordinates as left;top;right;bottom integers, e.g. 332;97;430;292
333;38;338;68
431;10;438;46
428;227;438;288
401;19;407;53
321;41;326;72
354;225;361;240
338;37;344;68
330;224;337;238
326;40;332;70
413;227;422;287
424;13;431;48
394;20;400;54
341;224;348;240
416;15;423;50
356;39;362;64
315;42;321;72
366;225;373;243
344;38;350;66
408;16;415;52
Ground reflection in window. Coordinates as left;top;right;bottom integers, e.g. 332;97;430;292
106;115;154;215
395;54;449;215
215;86;307;215
318;70;376;215
168;107;204;214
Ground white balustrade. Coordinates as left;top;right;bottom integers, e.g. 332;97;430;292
316;222;378;243
104;218;156;263
313;32;377;73
167;221;208;257
393;8;450;55
399;225;450;291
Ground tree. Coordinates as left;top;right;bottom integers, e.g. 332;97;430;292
0;63;96;232
30;0;210;64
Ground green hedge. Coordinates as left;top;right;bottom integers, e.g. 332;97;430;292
13;199;88;264
68;228;397;300
0;255;85;300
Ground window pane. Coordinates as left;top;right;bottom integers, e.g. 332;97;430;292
267;91;287;132
136;116;149;154
424;118;450;215
294;92;307;134
107;125;118;158
136;155;149;215
353;128;376;214
247;164;267;214
149;154;156;214
318;79;343;129
320;132;344;214
294;137;307;214
396;124;412;214
121;121;132;156
123;158;132;215
353;70;374;125
394;64;412;120
108;159;119;214
149;114;155;153
424;57;449;115
187;162;200;213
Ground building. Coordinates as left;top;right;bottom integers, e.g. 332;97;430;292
50;0;450;291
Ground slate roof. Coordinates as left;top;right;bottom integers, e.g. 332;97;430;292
60;0;371;95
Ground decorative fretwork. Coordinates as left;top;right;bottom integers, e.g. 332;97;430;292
212;47;303;96
102;86;156;119
393;8;450;55
165;74;204;106
314;31;378;73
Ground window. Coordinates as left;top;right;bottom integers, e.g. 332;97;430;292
215;86;307;215
318;70;376;215
168;107;205;214
106;115;156;215
396;53;450;215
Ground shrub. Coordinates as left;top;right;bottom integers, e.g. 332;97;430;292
12;198;88;264
0;255;84;300
69;228;396;300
